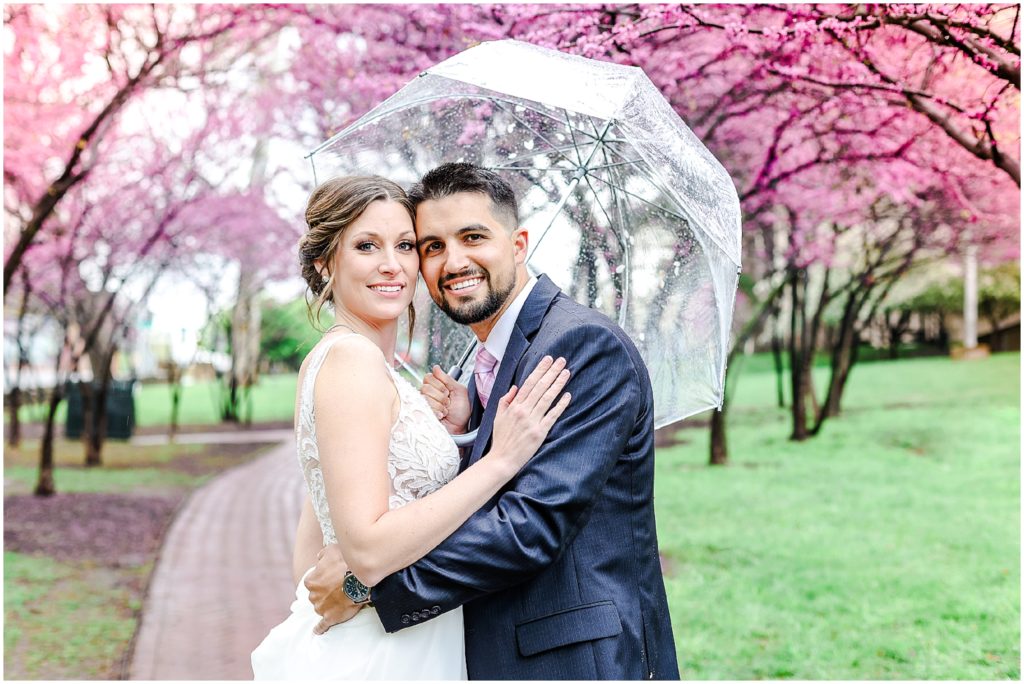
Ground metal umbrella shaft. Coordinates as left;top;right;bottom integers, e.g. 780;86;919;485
449;118;615;447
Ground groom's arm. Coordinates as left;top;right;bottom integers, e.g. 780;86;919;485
371;320;647;632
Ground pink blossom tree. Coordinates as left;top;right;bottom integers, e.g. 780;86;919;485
476;3;1019;456
2;3;283;294
13;96;295;494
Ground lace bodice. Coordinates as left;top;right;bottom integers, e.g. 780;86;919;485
296;334;461;545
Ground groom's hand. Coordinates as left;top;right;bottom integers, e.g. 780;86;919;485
305;544;361;635
422;365;470;434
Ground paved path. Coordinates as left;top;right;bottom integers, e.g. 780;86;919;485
129;440;304;680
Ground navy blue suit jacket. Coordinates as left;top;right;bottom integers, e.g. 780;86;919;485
372;274;679;680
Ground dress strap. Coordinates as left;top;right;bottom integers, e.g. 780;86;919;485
301;333;366;410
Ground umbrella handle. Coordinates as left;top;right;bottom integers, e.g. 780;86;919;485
446;364;479;447
451;428;478;448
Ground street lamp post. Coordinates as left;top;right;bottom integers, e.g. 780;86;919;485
963;244;978;350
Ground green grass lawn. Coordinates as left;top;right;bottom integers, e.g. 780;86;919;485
6;353;1019;679
656;352;1020;679
15;373;299;428
3;440;222;494
4;551;142;679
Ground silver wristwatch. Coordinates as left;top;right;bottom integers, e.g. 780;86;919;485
342;570;372;605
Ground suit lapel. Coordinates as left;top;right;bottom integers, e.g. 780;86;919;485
467;275;561;466
467;374;481;423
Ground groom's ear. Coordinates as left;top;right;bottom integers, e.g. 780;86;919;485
512;228;529;265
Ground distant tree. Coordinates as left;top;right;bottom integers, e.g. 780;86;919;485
884;260;1021;354
978;262;1021;350
261;297;319;372
15;114;292;493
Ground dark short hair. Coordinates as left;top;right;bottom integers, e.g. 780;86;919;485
407;162;519;230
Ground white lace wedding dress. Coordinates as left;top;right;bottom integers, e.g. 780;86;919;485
251;334;467;680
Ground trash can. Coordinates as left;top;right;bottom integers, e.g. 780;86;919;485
65;379;136;440
64;381;84;438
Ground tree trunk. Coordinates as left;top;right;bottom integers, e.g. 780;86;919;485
224;142;267;423
887;309;912;359
35;386;63;497
8;272;33;447
221;372;236;422
85;384;106;467
169;364;183;439
243;384;254;426
790;262;836;440
225;262;261;423
789;271;810;441
7;386;22;447
771;308;785;408
818;338;861;435
84;348;115;466
708;277;788;465
813;287;871;434
826;292;862;418
709;405;728;465
806;373;821;418
887;312;900;359
80;379;97;452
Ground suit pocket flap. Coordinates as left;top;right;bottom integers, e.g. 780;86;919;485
515;601;623;657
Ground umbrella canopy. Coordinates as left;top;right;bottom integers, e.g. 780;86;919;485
308;39;741;427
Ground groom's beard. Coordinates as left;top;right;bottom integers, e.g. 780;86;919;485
433;268;515;325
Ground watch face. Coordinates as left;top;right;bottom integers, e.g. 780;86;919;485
343;572;371;603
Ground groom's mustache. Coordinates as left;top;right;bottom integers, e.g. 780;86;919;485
437;269;489;290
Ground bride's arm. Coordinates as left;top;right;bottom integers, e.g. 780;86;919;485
292;496;322;585
315;336;568;588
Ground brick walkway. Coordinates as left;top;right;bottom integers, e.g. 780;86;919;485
128;440;304;680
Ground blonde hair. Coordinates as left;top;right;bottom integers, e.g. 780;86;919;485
298;176;416;331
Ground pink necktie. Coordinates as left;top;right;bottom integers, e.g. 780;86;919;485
474;346;499;408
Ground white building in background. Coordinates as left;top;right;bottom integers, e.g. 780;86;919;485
131;305;231;384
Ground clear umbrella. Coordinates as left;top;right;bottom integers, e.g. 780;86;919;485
308;39;741;430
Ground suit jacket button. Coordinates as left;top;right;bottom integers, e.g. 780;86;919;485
431;606;440;615
421;609;431;618
401;614;410;624
411;613;420;622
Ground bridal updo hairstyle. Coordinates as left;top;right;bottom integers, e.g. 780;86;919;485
299;176;417;331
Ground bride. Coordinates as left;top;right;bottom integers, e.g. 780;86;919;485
250;176;571;679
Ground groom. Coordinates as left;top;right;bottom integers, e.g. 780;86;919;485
306;163;679;680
